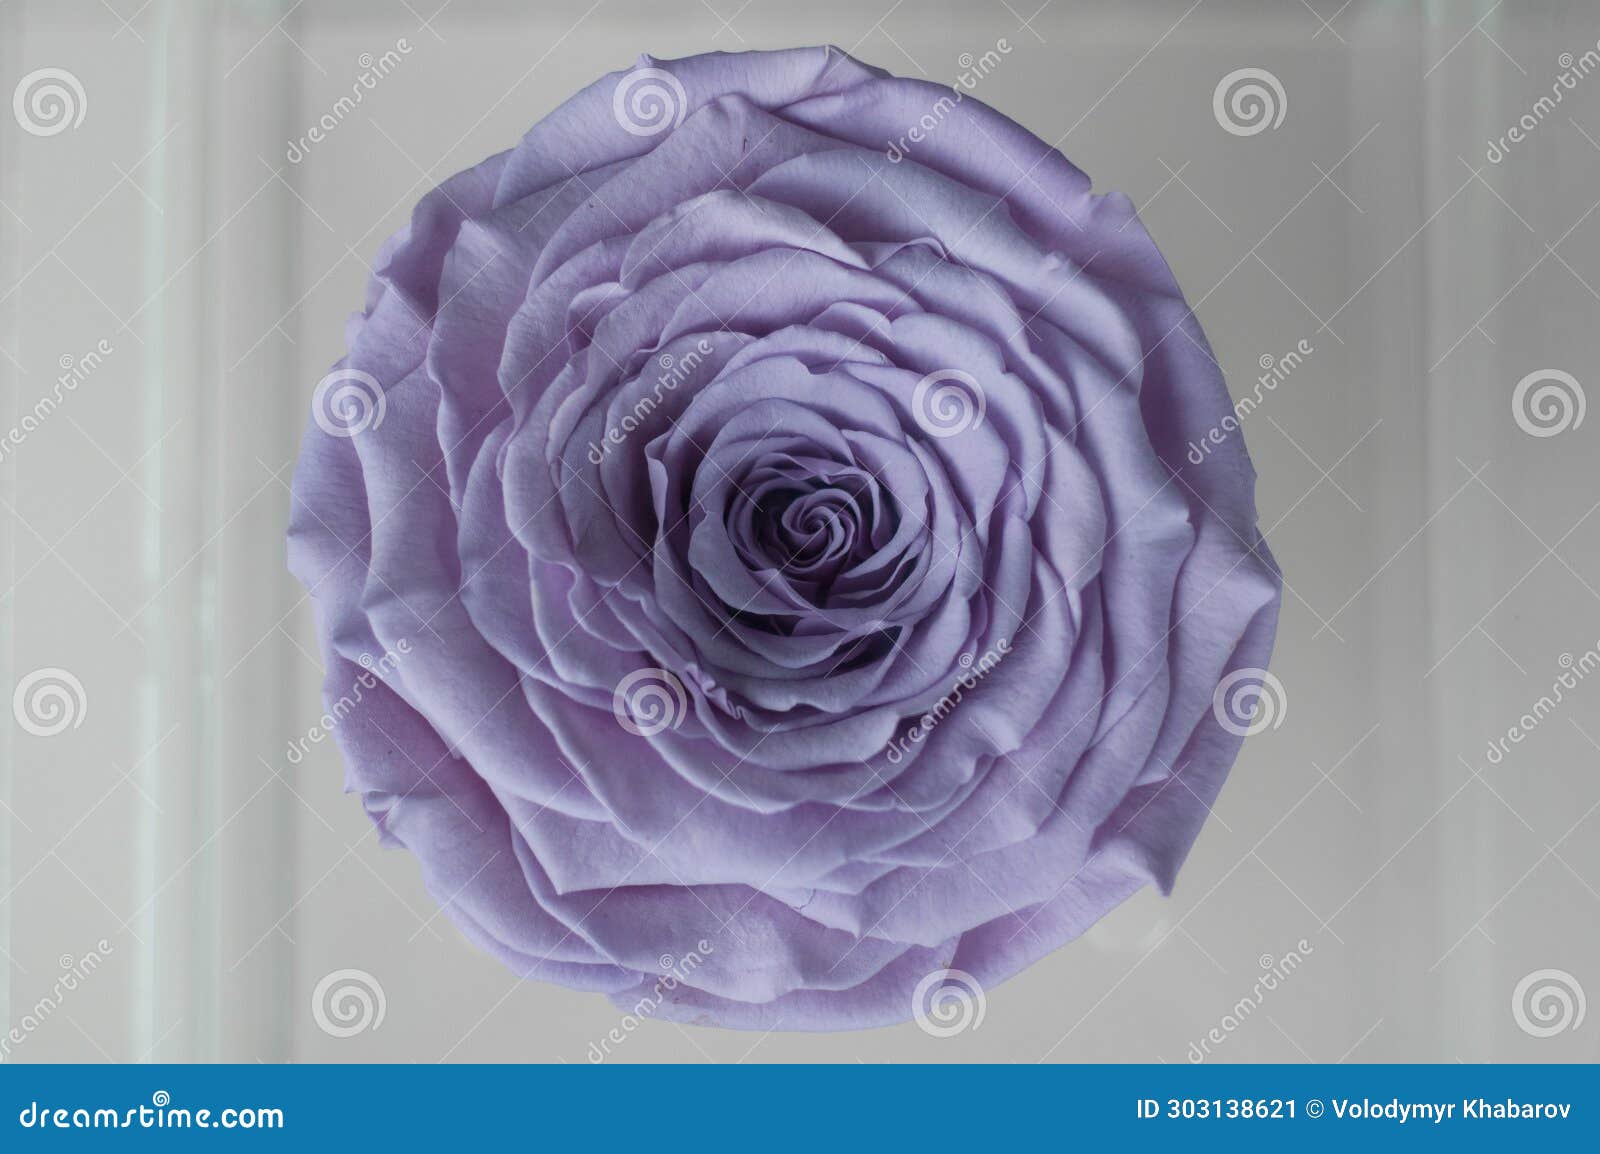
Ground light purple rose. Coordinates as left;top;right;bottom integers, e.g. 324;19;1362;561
288;46;1281;1032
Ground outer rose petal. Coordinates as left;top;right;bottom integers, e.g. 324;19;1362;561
287;46;1282;1032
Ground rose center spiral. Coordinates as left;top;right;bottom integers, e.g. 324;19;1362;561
729;462;897;604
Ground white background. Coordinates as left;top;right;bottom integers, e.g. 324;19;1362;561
2;0;1598;1062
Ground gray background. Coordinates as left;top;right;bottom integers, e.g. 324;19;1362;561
2;0;1598;1062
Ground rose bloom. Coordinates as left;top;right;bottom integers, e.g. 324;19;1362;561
289;47;1281;1031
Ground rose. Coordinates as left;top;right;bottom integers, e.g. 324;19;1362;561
288;47;1281;1031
